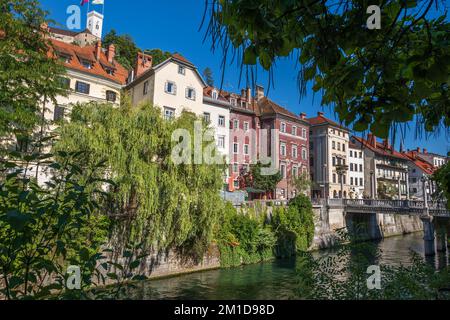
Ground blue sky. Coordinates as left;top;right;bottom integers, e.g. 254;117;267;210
40;0;449;156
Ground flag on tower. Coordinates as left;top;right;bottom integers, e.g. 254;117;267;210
80;0;89;5
92;0;104;4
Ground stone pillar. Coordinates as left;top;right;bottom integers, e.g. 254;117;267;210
421;216;435;256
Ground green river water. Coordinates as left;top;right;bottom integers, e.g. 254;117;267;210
125;232;449;300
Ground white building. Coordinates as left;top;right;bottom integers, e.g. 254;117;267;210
203;87;231;164
403;150;436;200
348;142;365;199
126;53;207;119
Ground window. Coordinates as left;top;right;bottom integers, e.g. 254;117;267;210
280;143;286;156
359;152;363;158
218;115;225;127
281;123;286;133
217;136;225;149
164;107;175;120
203;112;210;123
360;178;363;186
292;146;298;159
105;68;115;75
58;77;70;89
350;151;353;157
143;81;149;95
81;59;92;69
165;81;176;94
292;166;298;178
280;164;286;179
241;101;247;108
178;65;185;75
212;90;218;100
54;105;65;121
302;148;307;160
230;98;237;106
333;157;336;166
106;90;117;102
233;143;239;154
244;144;249;155
186;87;196;100
244;122;249;131
350;177;354;186
233;119;239;130
75;81;90;94
342;144;346;152
292;126;297;136
337;142;341;151
302;128;307;138
332;141;336;150
350;163;353;171
233;163;239;173
333;174;336;183
359;164;363;172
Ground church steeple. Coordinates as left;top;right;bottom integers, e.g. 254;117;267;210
87;10;104;39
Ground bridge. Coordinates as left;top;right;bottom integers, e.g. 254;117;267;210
324;199;450;217
311;198;450;256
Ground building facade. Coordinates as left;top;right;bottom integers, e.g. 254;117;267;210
352;135;409;200
308;113;350;199
403;150;436;200
127;53;207;119
348;142;365;199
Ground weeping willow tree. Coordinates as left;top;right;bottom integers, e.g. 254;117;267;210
53;101;227;260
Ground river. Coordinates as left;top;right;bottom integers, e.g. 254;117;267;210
126;232;449;300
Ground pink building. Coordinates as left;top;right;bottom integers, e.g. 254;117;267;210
220;85;310;200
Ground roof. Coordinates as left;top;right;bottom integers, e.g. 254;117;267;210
352;136;409;161
49;27;93;37
403;151;435;175
203;86;230;102
49;39;128;85
172;53;194;66
257;97;306;123
307;114;349;131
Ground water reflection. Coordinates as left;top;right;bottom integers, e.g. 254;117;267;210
126;232;448;300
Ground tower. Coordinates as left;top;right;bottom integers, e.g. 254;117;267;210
87;10;104;39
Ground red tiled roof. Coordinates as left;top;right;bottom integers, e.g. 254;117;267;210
307;114;348;130
172;53;193;65
257;97;301;121
352;136;409;161
49;39;128;85
403;151;435;175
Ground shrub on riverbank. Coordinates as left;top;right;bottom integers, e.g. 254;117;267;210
217;195;315;267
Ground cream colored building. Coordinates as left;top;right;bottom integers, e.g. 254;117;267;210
126;53;207;119
308;112;350;199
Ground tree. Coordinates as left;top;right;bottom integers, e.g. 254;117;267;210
204;0;450;138
0;0;66;142
244;162;282;196
290;171;312;195
54;101;227;260
203;67;215;86
432;160;450;208
144;48;172;66
103;29;140;70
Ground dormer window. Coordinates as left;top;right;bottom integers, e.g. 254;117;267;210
81;59;92;69
105;67;115;75
241;101;247;109
212;90;218;100
58;53;71;64
178;65;185;75
230;98;237;106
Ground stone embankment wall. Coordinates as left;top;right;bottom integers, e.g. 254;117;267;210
311;205;423;250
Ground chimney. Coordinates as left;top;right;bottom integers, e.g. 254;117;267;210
300;113;307;120
367;133;376;148
107;44;115;63
246;87;252;104
135;52;153;78
383;139;391;150
318;111;324;117
95;40;102;61
255;85;265;101
423;148;428;154
417;147;421;153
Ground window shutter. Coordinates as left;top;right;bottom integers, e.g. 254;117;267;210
173;83;177;95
